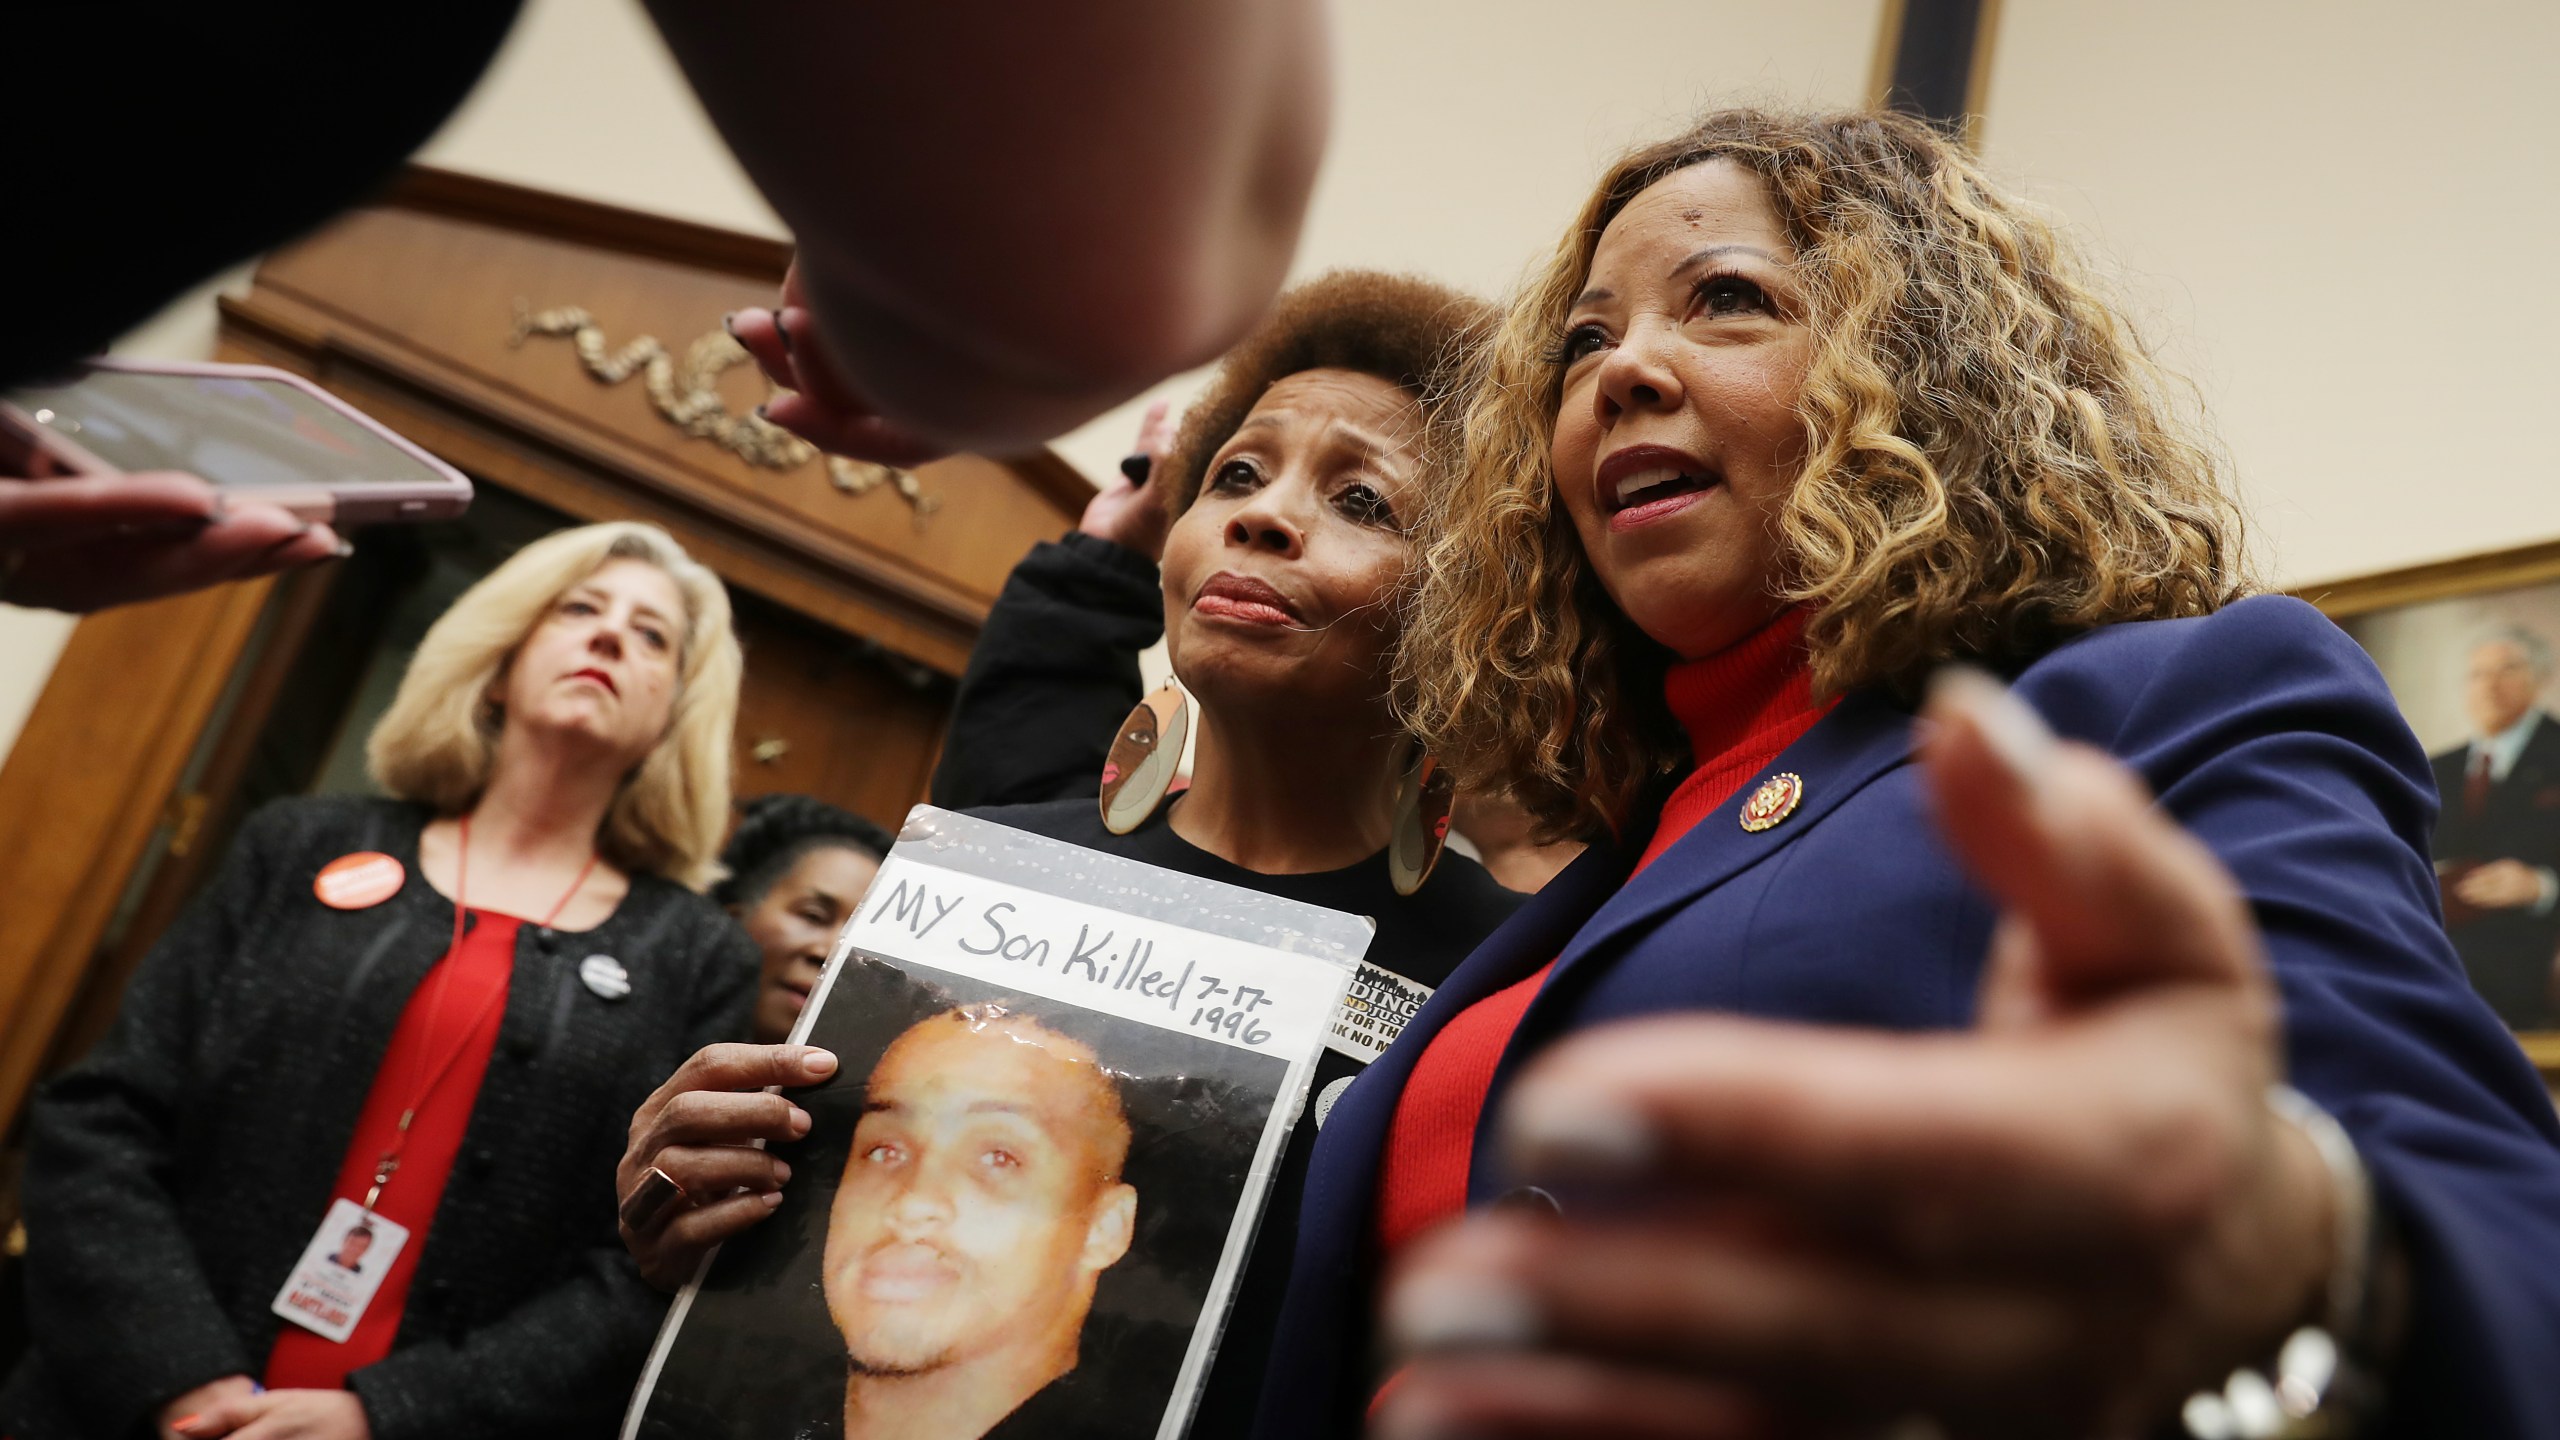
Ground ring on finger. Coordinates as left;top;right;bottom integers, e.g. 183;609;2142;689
619;1165;689;1232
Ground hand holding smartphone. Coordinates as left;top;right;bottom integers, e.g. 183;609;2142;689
0;359;472;613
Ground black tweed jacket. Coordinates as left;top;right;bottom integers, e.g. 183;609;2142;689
1;796;758;1440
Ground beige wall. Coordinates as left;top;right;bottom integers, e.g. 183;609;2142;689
1980;0;2560;588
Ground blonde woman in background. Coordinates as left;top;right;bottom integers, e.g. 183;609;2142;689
2;521;760;1440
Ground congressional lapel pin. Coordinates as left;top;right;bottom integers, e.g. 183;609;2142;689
1738;772;1805;833
314;852;405;910
579;954;632;1001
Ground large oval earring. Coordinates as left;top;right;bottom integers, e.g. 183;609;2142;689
1387;746;1455;896
1100;684;1191;835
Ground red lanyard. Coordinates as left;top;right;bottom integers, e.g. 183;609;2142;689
361;816;600;1213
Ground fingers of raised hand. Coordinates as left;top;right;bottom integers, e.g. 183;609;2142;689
1496;1017;2258;1270
1134;397;1175;457
0;471;217;539
731;302;951;467
1919;670;2264;1006
1385;1215;2096;1434
1375;1348;1776;1440
725;306;798;392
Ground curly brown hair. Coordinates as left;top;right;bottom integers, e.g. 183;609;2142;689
1157;269;1495;517
1401;108;2250;841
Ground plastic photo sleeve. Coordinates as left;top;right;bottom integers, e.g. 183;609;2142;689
626;807;1370;1440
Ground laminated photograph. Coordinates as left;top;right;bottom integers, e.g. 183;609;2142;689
626;806;1370;1440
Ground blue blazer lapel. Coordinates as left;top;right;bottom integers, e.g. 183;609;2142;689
1251;838;1631;1440
1464;688;1920;1199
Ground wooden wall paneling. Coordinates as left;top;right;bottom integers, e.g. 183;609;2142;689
27;563;349;1080
0;578;277;1130
728;596;953;829
386;167;793;280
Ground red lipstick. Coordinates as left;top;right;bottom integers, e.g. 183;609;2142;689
1193;572;1304;627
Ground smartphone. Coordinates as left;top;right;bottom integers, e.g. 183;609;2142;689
0;358;472;525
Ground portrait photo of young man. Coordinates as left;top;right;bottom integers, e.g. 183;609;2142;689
630;960;1286;1440
824;1003;1139;1439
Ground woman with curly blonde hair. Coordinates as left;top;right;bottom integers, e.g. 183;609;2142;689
4;521;760;1440
1262;109;2560;1440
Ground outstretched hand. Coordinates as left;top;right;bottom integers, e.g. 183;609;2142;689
727;261;952;470
1375;671;2338;1439
0;472;344;613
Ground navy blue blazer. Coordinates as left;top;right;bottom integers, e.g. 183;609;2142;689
1255;596;2560;1439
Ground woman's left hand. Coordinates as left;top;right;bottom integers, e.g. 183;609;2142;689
1377;674;2342;1440
170;1390;369;1440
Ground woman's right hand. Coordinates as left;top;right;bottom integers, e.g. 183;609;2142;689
0;472;344;613
616;1043;838;1291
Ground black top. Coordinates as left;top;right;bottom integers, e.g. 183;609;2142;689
0;795;758;1440
931;534;1167;813
970;797;1521;1439
933;534;1522;1437
9;2;526;387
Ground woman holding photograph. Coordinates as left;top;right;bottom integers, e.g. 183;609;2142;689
619;272;1525;1438
1255;109;2560;1440
2;521;758;1440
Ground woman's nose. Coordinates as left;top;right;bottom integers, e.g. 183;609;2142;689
1595;321;1685;419
1224;493;1305;558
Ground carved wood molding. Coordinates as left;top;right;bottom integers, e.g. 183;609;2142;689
507;302;934;515
387;166;792;280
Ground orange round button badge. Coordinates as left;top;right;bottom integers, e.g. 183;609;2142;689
315;852;406;910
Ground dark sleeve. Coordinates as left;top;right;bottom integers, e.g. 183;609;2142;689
17;804;300;1432
930;533;1165;810
346;913;760;1438
2094;598;2560;1438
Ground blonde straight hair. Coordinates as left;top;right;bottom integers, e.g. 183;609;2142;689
367;521;742;888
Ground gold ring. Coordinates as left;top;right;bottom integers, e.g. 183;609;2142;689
618;1165;688;1232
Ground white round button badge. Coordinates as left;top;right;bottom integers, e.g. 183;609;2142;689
579;954;632;1001
1312;1074;1357;1130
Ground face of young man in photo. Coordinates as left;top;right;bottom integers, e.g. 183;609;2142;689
823;1010;1137;1377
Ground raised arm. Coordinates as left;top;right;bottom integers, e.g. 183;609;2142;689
644;0;1328;455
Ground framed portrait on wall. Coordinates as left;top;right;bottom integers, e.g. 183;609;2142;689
2306;538;2560;1076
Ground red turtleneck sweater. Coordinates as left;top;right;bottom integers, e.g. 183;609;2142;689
1373;608;1833;1257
